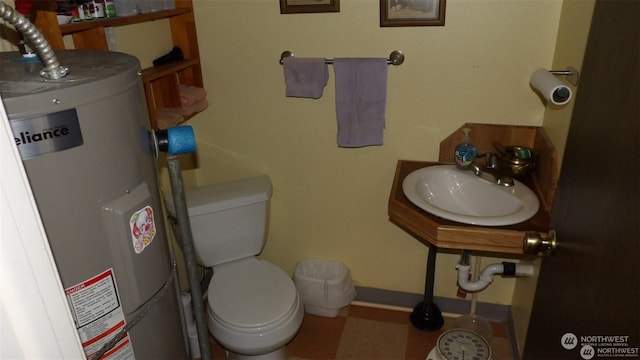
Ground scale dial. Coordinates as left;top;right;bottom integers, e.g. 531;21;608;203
433;328;492;360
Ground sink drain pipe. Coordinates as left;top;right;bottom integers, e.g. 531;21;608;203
456;251;535;292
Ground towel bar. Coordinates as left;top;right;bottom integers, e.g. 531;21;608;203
279;50;405;66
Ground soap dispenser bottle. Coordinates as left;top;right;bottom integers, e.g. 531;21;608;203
454;128;477;170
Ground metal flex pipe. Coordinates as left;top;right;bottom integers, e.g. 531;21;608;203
0;1;69;79
166;155;212;360
157;125;212;360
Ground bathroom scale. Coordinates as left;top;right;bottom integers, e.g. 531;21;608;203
426;328;492;360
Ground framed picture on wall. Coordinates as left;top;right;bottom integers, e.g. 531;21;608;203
280;0;340;14
380;0;446;26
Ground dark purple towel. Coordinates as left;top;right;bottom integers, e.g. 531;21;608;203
333;58;388;147
283;57;329;99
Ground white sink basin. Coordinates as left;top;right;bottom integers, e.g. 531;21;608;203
402;165;539;226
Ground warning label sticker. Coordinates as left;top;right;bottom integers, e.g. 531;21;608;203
65;269;135;359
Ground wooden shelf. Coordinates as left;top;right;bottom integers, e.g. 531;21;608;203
142;58;199;82
33;0;203;130
59;9;191;35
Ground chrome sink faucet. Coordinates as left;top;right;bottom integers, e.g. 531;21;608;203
471;153;515;187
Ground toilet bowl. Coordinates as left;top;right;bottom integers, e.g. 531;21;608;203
207;257;303;359
165;175;303;359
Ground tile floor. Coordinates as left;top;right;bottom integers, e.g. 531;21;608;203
208;304;515;360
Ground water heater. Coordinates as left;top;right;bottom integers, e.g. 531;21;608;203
1;50;187;359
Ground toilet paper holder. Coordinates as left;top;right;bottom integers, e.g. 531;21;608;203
548;67;580;86
530;67;580;106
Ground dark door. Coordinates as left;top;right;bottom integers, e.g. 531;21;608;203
523;0;639;359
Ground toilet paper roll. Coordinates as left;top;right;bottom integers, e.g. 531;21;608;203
530;68;572;106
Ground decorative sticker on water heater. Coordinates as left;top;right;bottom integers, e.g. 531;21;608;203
130;205;156;254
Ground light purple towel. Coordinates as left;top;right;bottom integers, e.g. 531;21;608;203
333;58;388;147
283;57;329;99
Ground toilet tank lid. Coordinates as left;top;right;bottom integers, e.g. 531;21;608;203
164;175;272;217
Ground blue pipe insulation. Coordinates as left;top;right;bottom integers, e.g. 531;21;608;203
155;126;197;155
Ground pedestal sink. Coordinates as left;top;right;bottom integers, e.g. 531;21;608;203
402;165;539;226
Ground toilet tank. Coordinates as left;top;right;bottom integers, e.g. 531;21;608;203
165;175;272;266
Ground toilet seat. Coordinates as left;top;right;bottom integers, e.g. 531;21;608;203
208;257;298;331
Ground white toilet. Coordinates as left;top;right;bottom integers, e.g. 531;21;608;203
166;175;304;359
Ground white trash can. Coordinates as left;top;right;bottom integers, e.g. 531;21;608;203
294;258;357;317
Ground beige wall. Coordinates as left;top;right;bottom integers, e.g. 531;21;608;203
186;0;563;306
